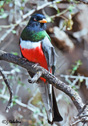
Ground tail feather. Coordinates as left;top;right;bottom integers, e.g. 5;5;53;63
52;87;63;122
38;81;63;124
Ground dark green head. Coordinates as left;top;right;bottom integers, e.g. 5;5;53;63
27;13;47;31
21;14;50;41
29;14;47;23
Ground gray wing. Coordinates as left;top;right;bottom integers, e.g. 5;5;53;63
39;37;62;124
42;36;56;74
39;37;54;123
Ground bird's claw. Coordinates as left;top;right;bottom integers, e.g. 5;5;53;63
32;63;39;68
28;79;35;84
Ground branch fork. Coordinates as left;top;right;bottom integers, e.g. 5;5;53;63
71;102;88;125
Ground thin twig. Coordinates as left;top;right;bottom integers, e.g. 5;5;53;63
0;94;44;117
0;26;14;43
71;119;82;126
77;0;88;4
0;67;13;112
77;101;88;116
71;118;88;126
50;8;68;19
0;21;27;29
71;101;88;126
60;74;88;80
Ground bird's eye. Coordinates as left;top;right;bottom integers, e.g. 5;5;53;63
34;18;37;21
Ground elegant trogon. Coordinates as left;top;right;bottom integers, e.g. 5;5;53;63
19;13;63;124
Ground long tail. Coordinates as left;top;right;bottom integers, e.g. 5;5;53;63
38;81;63;124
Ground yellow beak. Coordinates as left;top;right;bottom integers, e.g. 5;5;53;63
39;19;47;23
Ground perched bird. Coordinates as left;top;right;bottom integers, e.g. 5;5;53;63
19;13;63;124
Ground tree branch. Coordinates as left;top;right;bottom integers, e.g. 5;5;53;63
0;50;88;124
0;50;84;109
77;0;88;4
0;66;13;112
0;94;44;117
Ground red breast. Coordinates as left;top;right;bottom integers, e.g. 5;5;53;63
20;43;49;82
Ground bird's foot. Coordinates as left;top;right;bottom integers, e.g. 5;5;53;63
28;71;42;84
32;63;39;68
28;78;35;84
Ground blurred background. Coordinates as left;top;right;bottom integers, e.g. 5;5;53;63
0;0;88;126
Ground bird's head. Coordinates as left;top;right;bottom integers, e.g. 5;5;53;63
28;14;47;30
29;13;47;23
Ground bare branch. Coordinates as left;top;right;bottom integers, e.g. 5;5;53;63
0;27;14;43
0;50;84;111
77;101;88;117
71;101;88;126
0;94;44;117
1;50;88;124
0;67;13;112
77;0;88;4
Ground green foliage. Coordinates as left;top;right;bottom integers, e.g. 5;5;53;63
0;8;4;15
17;78;25;86
0;0;14;20
63;60;83;90
71;60;82;75
11;52;18;56
63;19;73;30
46;16;54;23
0;1;4;8
12;30;17;34
20;6;24;10
71;84;80;91
57;9;60;14
56;1;60;4
0;0;12;18
68;5;75;13
4;0;13;4
12;95;19;105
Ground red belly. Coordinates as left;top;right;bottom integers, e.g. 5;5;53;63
20;44;48;82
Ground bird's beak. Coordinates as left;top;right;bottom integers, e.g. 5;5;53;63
39;19;47;23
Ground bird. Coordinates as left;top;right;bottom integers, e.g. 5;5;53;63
19;13;63;124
